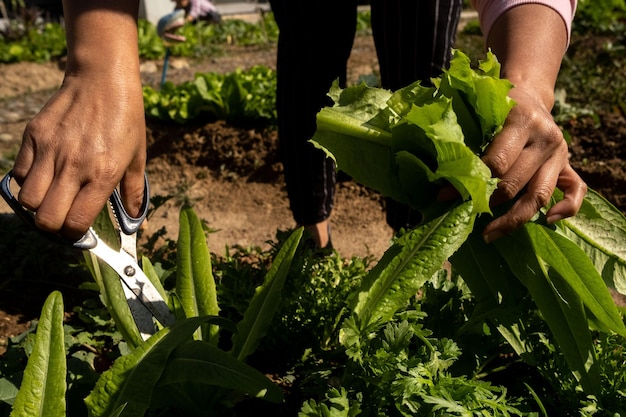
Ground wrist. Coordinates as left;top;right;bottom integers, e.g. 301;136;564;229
503;75;556;112
63;2;140;82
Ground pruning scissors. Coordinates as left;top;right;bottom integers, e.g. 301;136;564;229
0;170;175;340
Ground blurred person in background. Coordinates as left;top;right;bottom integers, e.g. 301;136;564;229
172;0;221;24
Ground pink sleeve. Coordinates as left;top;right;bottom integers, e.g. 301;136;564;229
189;0;217;19
470;0;577;44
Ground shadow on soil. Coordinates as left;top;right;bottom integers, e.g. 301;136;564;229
0;213;91;321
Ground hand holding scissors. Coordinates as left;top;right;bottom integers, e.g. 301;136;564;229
1;170;175;340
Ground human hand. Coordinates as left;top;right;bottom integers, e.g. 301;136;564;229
10;0;147;241
11;72;147;240
469;1;586;242
480;87;587;243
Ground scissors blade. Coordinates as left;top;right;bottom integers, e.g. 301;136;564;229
120;285;158;340
119;231;139;261
88;232;176;329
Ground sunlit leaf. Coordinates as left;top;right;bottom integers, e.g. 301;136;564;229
10;291;66;417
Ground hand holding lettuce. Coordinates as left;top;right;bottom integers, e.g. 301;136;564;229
311;49;515;223
311;49;626;391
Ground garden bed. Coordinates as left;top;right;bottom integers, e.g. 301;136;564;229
0;17;625;416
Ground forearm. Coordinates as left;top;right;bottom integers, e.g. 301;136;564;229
472;0;576;44
62;0;141;85
474;3;586;241
486;4;568;110
12;0;147;234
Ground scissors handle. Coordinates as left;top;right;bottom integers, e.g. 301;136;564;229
109;176;150;236
0;170;149;250
1;171;42;236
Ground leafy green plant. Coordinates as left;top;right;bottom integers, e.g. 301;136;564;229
9;291;66;417
0;21;66;63
293;265;533;416
162;12;280;56
137;19;165;60
3;205;626;415
6;206;304;416
0;9;377;63
310;48;626;395
143;65;277;125
289;232;626;415
336;315;525;416
574;0;626;34
0;14;275;63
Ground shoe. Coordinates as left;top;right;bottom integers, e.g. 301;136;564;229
301;224;333;257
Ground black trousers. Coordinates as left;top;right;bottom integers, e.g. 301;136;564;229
269;0;463;230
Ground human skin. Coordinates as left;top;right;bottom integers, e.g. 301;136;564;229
479;4;587;243
172;0;197;22
11;0;147;240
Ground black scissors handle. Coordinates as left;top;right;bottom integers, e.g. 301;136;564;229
0;170;149;250
109;177;150;236
1;171;41;237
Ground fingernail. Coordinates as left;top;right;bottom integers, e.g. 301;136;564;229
483;230;503;244
546;214;563;224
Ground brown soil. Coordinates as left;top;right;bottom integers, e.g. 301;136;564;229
146;37;396;260
1;31;626;349
0;37;391;261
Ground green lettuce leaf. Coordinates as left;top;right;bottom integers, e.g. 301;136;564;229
10;292;66;417
311;49;508;224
